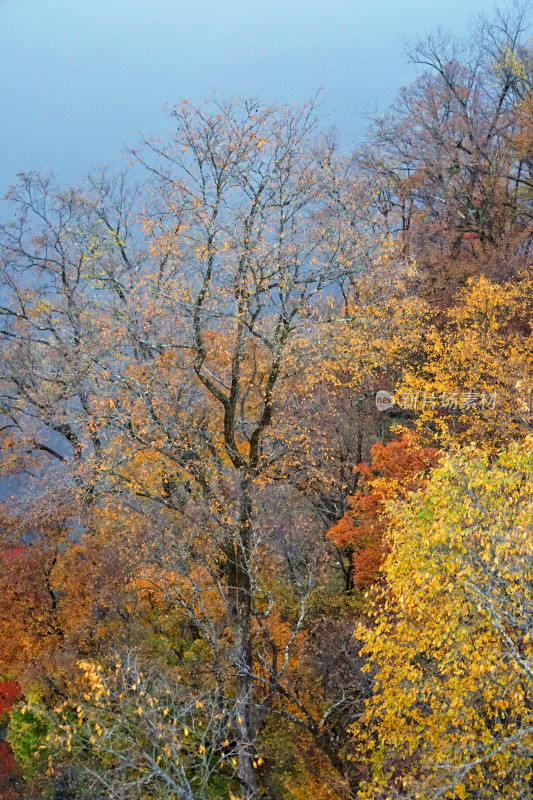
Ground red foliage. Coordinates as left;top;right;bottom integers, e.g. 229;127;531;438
0;742;20;799
0;677;22;798
328;432;440;588
0;682;20;717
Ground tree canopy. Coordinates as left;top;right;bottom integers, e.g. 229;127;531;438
1;5;533;799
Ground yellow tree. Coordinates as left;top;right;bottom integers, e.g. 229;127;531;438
395;273;533;448
354;438;533;799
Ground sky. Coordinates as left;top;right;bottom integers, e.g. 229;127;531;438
0;0;505;199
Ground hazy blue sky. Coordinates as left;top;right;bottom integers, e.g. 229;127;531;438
0;0;505;197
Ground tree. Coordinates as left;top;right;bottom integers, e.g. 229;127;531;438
327;431;440;590
26;652;243;800
358;3;533;298
0;98;367;798
396;273;533;448
0;494;138;690
354;438;533;799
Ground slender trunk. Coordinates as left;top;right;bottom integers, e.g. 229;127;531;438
235;621;257;799
225;475;259;800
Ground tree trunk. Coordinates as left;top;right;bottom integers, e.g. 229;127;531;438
226;475;259;800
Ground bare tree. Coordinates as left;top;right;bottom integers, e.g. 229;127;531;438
0;99;366;798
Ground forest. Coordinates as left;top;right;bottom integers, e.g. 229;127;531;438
0;5;533;799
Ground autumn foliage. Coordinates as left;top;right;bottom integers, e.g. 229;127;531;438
1;6;533;799
327;432;440;589
355;439;533;799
